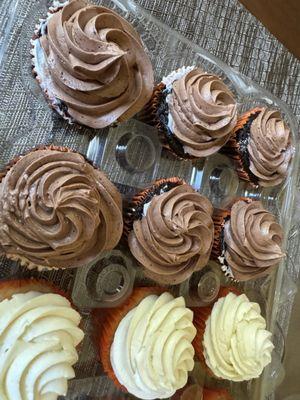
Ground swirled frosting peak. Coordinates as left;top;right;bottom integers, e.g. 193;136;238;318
110;292;196;399
128;184;214;284
168;68;237;157
248;108;293;187
38;0;154;128
0;291;84;399
0;149;123;269
223;200;284;281
203;292;274;381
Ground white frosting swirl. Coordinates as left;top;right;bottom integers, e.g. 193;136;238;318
203;292;274;381
0;291;84;400
110;293;196;399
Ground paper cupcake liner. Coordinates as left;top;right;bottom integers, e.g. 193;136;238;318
0;145;108;271
192;286;240;376
222;107;263;186
138;82;166;126
123;177;185;238
94;287;163;391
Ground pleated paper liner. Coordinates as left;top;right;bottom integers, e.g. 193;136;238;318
221;108;262;187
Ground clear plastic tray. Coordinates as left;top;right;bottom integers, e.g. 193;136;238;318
0;0;299;398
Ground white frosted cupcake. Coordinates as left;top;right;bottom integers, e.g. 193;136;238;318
96;287;197;399
193;291;274;381
0;279;84;399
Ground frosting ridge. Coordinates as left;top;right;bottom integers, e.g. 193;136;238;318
203;292;274;381
38;0;154;128
128;184;214;284
248;108;292;187
0;149;123;268
223;200;284;281
110;293;196;399
168;68;237;157
0;291;84;399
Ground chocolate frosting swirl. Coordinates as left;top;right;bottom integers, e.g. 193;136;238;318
248;108;293;187
0;149;123;268
224;200;284;281
39;0;154;128
168;68;237;157
128;184;214;284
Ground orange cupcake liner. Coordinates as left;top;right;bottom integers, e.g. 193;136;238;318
138;82;166;126
94;286;164;391
192;286;241;373
123;177;185;238
223;107;263;186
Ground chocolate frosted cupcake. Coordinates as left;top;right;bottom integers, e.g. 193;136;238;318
223;107;293;187
212;198;284;281
0;146;123;270
125;178;214;284
31;0;154;128
140;67;237;159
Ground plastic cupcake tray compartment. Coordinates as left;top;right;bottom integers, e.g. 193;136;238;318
0;0;300;399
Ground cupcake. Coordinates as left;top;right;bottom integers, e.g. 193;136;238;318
212;198;284;281
31;0;154;128
193;290;274;382
223;107;293;187
0;279;84;399
140;67;237;159
124;178;214;285
96;287;197;399
0;146;123;269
